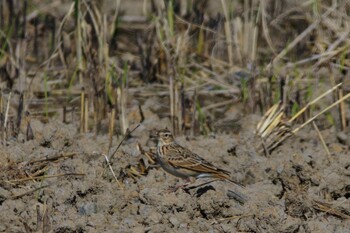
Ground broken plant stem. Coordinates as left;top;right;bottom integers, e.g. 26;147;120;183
103;154;123;189
108;107;116;152
312;121;331;160
84;96;89;132
109;123;141;162
338;86;346;131
293;92;350;134
289;82;342;123
8;173;85;182
80;87;85;133
4;92;11;128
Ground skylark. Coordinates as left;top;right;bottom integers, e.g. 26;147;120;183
155;128;242;187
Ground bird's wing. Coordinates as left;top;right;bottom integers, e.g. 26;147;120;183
166;144;230;176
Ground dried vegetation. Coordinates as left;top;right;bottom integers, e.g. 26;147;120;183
1;0;350;231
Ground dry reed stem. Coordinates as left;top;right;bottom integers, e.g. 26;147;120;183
313;200;350;219
9;185;50;200
4;92;11;128
313;47;348;69
338;86;346;131
267;4;336;69
174;15;217;34
169;75;175;132
83;0;104;63
29;152;77;163
293;92;350;134
265;129;292;153
127;166;143;177
75;1;83;85
202;100;233;112
0;91;2;114
221;0;233;66
257;82;348;153
260;0;276;55
56;2;74;72
84;97;88;132
7;173;85;183
120;85;128;136
288;51;338;67
108;124;141;162
256;102;279;132
261;112;284;138
11;185;50;199
80;88;85;133
41;203;51;233
108;108;116;152
312;121;331;160
137;143;156;165
288;83;342;123
256;103;282;136
103;154;123;189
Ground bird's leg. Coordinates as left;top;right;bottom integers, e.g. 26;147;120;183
166;177;195;193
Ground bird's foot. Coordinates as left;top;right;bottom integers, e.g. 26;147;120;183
166;178;194;193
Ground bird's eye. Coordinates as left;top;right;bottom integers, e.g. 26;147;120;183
164;133;169;138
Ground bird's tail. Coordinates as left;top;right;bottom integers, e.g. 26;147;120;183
213;171;245;188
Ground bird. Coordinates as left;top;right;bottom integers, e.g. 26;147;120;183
154;128;243;188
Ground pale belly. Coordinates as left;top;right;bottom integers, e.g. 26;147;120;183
157;156;198;179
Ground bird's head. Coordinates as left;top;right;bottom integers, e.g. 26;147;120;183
156;128;174;146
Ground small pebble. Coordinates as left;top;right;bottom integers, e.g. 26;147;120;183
78;203;97;215
169;216;179;227
337;132;348;145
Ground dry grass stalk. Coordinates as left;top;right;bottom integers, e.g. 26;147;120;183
119;65;129;136
108;107;116;152
313;200;350;219
108;123;141;162
267;4;336;69
292;91;350;134
2;152;80;187
7;173;85;183
126;157;153;178
29;152;77;163
338;85;346;131
137;143;156;165
169;74;176;132
0;90;3;114
187;90;198;137
75;0;83;85
25;112;34;140
80;88;85;133
221;0;233;66
39;203;51;233
11;185;50;199
257;83;350;153
103;154;123;189
312;121;331;160
84;97;89;132
103;124;141;185
260;0;276;55
3;92;12;140
288;83;342;123
119;86;128;136
124;143;159;180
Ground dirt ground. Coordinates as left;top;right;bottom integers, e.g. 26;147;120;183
0;101;349;233
1;0;350;232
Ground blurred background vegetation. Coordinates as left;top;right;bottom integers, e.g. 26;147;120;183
0;0;349;140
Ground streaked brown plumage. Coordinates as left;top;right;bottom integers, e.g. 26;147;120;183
155;128;242;186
